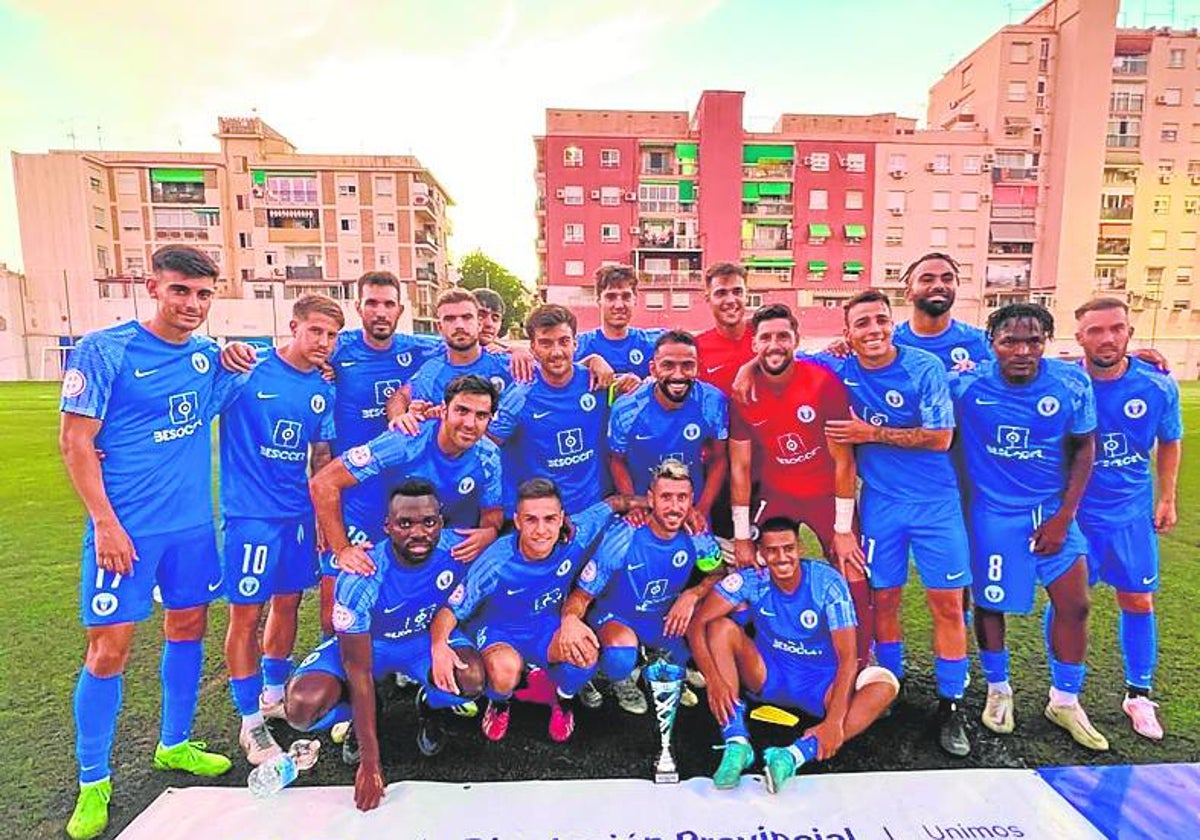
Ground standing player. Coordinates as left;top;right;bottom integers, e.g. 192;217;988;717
428;481;644;743
60;246;232;840
558;460;722;713
1073;298;1182;740
688;518;898;793
216;295;340;763
820;291;971;756
574;264;663;378
285;480;486;812
952;303;1106;750
609;330;729;533
694;262;755;396
728;303;872;666
891;253;992;369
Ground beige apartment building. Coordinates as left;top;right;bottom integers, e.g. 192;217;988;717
11;116;452;376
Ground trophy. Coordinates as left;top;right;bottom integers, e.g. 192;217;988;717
644;659;685;784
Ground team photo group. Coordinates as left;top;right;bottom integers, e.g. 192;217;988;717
57;245;1182;839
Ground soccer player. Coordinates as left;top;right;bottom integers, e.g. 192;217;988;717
694;262;755;396
310;374;504;578
951;303;1106;750
1073;298;1182;740
59;246;232;840
820;290;971;756
891;253;992;370
574;264;663;377
609;331;729;533
489;304;612;516
558;460;722;713
688;517;898;793
428;480;644;743
728;303;872;667
284;480;486;812
216;295;341;764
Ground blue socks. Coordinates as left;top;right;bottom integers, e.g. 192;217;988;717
934;656;969;701
875;641;905;681
720;700;749;742
1049;657;1086;695
599;646;638;682
160;639;203;748
549;661;596;697
261;656;292;690
1119;609;1157;691
305;701;352;732
789;734;819;765
485;686;513;703
422;685;471;710
229;674;263;717
979;648;1010;685
74;670;123;784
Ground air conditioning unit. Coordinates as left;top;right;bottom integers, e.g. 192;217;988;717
271;268;284;278
590;190;601;200
624;192;638;202
629;226;641;234
888;207;904;216
888;169;906;179
413;193;430;206
1159;173;1173;183
836;155;847;168
251;186;265;199
555;188;566;199
1155;95;1168;104
801;155;813;166
980;194;992;202
924;162;936;172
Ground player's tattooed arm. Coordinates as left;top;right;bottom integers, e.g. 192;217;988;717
1032;432;1096;555
310;441;333;475
828;440;868;579
685;589;740;725
1155;439;1181;533
602;492;650;515
805;626;855;760
310;460;375;575
664;572;723;637
61;414;135;574
825;409;952;451
339;633;386;811
609;453;636;496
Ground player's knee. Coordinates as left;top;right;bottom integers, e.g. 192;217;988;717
163;606;207;641
1117;591;1154;613
484;649;523;693
598;620;637;649
284;679;335;731
855;665;901;702
227;604;261;635
706;616;742;647
599;645;639;681
927;590;965;626
1056;589;1091;624
85;634;132;677
454;647;487;698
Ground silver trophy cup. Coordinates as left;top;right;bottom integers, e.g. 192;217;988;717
644;660;685;784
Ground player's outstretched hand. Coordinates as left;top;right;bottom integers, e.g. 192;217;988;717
684;507;709;535
623;506;650;528
804;718;845;760
336;544;376;576
730;358;759;405
823;338;851;359
1154;497;1177;533
557;615;599;667
1030;513;1069;556
582;354;615;391
94;517;137;575
663;590;700;637
733;538;760;569
831;532;867;579
508;347;536;383
390;411;424;436
707;678;737;726
613;373;642;398
452;527;497;563
218;341;258;373
317;360;336;383
1132;347;1170;372
824;408;876;446
431;642;467;694
354;761;386;812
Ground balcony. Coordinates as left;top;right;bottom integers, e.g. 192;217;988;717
1105;135;1140;149
741;238;792;253
988;242;1034;256
1112;57;1148;77
154;227;214;242
747;268;793;290
985;267;1030;289
1095;274;1128;291
415;230;439;250
151;181;206;204
416;267;438;283
742;162;794;179
268;227;321;244
1100;206;1134;220
640;270;703;288
991;167;1039;183
636;231;699;250
743;201;794;217
1096;238;1131;257
285;265;324;281
639;201;694;215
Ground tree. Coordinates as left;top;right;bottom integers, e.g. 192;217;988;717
457;250;534;338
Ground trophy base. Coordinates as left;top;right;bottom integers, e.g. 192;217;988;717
654;770;680;785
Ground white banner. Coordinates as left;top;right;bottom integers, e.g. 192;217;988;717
116;769;1104;840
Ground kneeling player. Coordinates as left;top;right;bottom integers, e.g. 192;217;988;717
558;459;723;713
284;480;485;812
688;518;897;794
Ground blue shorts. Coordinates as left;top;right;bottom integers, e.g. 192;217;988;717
80;521;222;626
969;502;1088;614
750;643;834;718
590;609;689;663
860;490;972;591
467;620;559;668
1079;511;1160;593
223;516;318;604
294;631;472;684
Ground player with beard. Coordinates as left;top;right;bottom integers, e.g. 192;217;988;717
892;253;992;369
574;264;664;378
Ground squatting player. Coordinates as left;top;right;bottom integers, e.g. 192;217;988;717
558;460;722;713
1074;298;1182;740
574;264;664;378
216;295;340;764
284;480;486;812
60;246;232;840
688;517;898;794
951;303;1106;750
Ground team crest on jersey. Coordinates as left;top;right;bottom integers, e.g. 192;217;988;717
629;349;645;365
1124;398;1148;419
799;609;819;630
672;549;690;568
885;389;904;408
346;444;372;467
449;583;466;606
1036;395;1060;417
983;584;1005;603
796;405;816;423
720;573;744;593
191;352;210;374
311;394;326;414
62;369;86;398
581;560;597;583
556;559;573;576
458;476;476;495
683;423;701;441
332;603;355;632
436;569;455;590
490;376;507;394
90;592;119;617
580;392;597;411
397;352;413;367
238;577;260;598
950;347;970;364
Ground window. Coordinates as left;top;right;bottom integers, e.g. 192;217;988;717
89;174;103;193
1107;117;1141;147
932;153;951;174
638;183;679;212
1162;88;1182;106
809;152;830;172
887;153;907;174
253;286;273;300
564;260;585;277
930;227;948;247
600;224;620;243
886;191;906;213
96;246;109;273
809;189;828;210
1109;84;1145;113
885;227;903;246
339;216;359;232
932;191;951;211
235;194;246;211
1171;299;1190;311
124;254;145;276
563;146;583;167
1162;123;1179;143
239;232;252;248
117;172;139;195
234;156;248;174
119;210;140;231
1152;196;1170;216
1147;267;1165;286
844;152;866;173
1195;89;1200;107
264;176;318;204
1185;197;1200;215
377;214;396;235
962;156;982;175
374;176;393;196
1182;231;1198;249
1011;41;1031;63
1194;123;1200;143
884;263;902;282
1007;81;1028;102
92;207;106;229
960;191;980;211
845;190;864;210
1158;159;1175;176
240;269;253;282
959;262;973;280
562;186;584;205
563;223;584;243
1177;267;1193;285
379;251;392;267
1168;48;1185;69
671;292;690;310
346;251;361;267
265;251;277;266
1149;230;1167;249
957;227;976;247
337;176;357;197
599;186;621;206
644;292;665;310
600;149;620;168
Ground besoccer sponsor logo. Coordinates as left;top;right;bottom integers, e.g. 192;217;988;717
775;433;819;466
346;444;372;468
549;427;594;468
987;425;1044;461
458;475;475;495
683;423;701;441
641;578;670;604
436;569;455;590
772;637;822;657
191;352;210;374
90;592;119;618
580;392;597;412
1124;398;1148;419
629;349;645;366
310;394;326;414
1036;395;1060;417
1097;431;1145;468
796;405;816;423
885;389;904;408
62;369;86;398
950;346;970;364
799;609;819;629
672;549;690;568
261;419;307;461
373;379;402;405
154;391;204;443
534;588;564;612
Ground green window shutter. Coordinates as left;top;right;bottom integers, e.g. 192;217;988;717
742;182;761;202
845;224;867;238
742;144;796;163
675;143;698;160
746;257;795;267
758;182;793;196
843;260;865;273
808;223;832;238
252;170;266;186
808;260;829;272
678;180;696;201
149;168;206;183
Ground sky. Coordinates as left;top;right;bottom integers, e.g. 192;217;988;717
2;0;1197;285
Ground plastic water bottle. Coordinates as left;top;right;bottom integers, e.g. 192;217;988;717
247;739;320;797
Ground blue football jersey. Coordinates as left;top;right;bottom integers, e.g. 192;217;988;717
951;359;1096;511
893;319;992;371
60;321;224;538
448;501;615;628
1082;357;1183;524
342;421;502;536
608;380;728;499
575;327;664;378
332;532;466;642
715;560;856;674
408;350;513;404
490;365;610;515
816;347;958;502
578;522;720;619
217;351;335;520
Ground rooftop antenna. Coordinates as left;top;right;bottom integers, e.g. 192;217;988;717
66;124;77;150
96;123;104;150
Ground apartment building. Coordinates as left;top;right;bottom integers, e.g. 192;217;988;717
11;116;452;373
